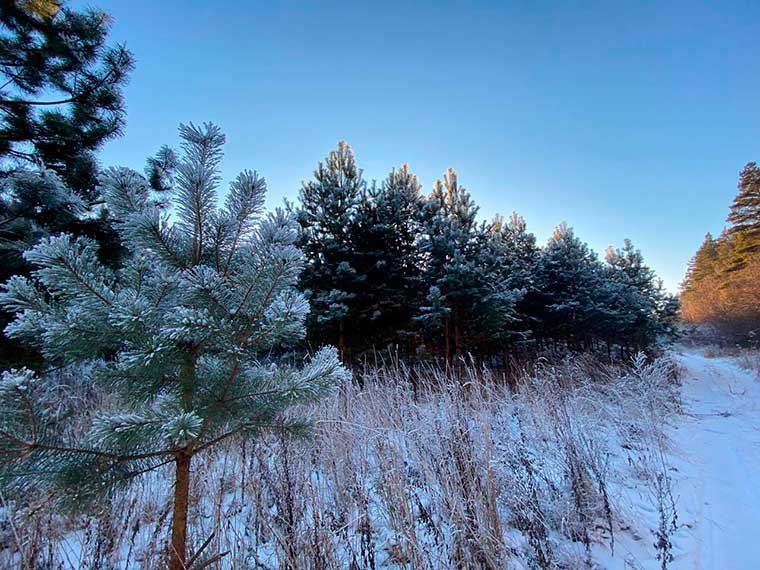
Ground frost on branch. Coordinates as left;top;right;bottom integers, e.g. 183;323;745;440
0;123;349;511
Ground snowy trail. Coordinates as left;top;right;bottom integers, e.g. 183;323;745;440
668;353;760;570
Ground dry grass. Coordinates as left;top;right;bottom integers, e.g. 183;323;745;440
700;344;760;377
735;350;760;377
0;354;681;569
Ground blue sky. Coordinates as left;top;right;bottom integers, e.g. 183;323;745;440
76;0;760;291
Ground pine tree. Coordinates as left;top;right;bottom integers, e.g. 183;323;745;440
682;231;746;333
604;239;668;349
535;223;602;349
681;166;760;343
680;232;723;328
296;141;364;354
490;212;540;345
681;233;718;294
416;169;479;360
1;0;133;194
492;212;539;282
349;164;424;354
416;170;522;361
726;162;760;269
0;123;349;570
0;0;133;368
469;220;525;355
0;169;130;368
605;239;657;298
655;290;680;340
712;232;760;336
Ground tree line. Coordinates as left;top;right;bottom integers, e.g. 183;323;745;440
681;163;760;343
296;142;678;364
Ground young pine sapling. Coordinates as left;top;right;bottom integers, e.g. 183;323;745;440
0;123;349;570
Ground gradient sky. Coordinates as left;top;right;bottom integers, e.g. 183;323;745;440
73;0;760;291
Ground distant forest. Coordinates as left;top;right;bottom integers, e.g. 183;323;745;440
681;163;760;343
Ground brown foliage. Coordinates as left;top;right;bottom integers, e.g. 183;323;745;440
681;163;760;342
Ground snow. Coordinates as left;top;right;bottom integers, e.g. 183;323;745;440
668;352;760;569
596;351;760;569
4;349;760;569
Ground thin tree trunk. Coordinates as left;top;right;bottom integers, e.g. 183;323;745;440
444;319;451;373
170;452;192;570
453;307;461;360
339;320;346;359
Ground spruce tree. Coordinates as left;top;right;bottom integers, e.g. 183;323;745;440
0;123;348;570
296;141;364;354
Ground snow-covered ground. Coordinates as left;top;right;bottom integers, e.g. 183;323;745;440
668;352;760;569
3;350;760;569
599;351;760;569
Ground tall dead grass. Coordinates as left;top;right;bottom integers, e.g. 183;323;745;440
0;353;681;569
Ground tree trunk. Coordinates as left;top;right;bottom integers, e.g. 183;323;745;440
444;319;451;373
453;308;461;360
338;320;346;359
169;452;192;570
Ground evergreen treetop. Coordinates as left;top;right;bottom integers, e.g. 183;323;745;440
535;222;602;344
348;164;424;351
0;0;133;368
726;162;760;269
296;141;364;352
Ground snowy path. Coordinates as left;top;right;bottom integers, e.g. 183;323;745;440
596;351;760;570
668;352;760;569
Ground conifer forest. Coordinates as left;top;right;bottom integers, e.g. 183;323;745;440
1;2;759;569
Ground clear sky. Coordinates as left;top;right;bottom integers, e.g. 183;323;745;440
74;0;760;292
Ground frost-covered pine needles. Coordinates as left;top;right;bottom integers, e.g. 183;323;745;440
0;122;349;570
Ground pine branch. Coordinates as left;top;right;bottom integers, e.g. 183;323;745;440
57;252;114;306
0;62;121;107
0;429;175;461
